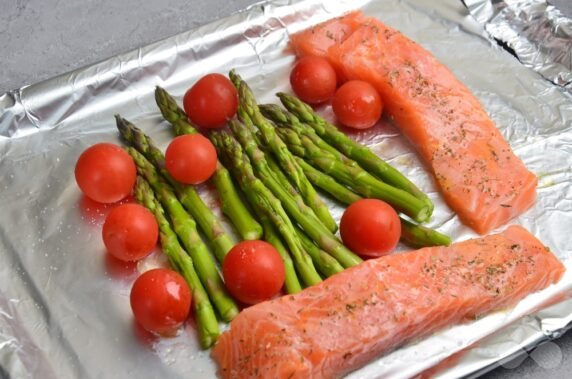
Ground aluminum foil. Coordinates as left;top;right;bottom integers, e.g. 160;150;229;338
463;0;572;91
1;0;572;378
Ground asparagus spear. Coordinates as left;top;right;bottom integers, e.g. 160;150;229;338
227;119;362;268
211;131;322;287
229;70;338;234
399;218;451;248
259;216;303;294
294;226;344;277
154;86;263;241
278;92;434;214
277;127;431;223
134;177;219;349
126;147;239;322
116;115;233;264
295;157;363;204
262;105;450;247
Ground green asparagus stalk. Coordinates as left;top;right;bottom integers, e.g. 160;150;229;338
116;115;233;264
277;127;431;223
258;214;303;294
399;218;451;248
295;157;363;204
154;86;263;241
126;147;239;322
134;177;219;349
278;92;434;214
294;226;344;277
227;119;362;268
229;70;338;234
211;131;322;287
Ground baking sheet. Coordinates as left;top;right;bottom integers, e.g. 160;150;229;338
1;0;572;378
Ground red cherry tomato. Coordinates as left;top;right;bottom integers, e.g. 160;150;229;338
130;268;192;336
165;134;217;184
340;199;401;257
183;73;238;129
102;203;159;262
332;80;383;129
222;240;285;305
74;143;137;203
290;56;337;104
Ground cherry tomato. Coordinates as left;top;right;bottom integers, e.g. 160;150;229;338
332;80;383;129
165;134;217;184
183;73;238;129
102;203;159;262
290;56;337;104
340;199;401;257
130;268;192;336
222;240;285;305
75;143;137;203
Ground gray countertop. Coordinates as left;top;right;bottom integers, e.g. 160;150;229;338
1;0;571;378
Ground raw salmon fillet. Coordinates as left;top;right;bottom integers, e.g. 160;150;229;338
291;13;537;234
212;226;564;378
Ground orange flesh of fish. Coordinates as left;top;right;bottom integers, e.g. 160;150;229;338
212;226;564;378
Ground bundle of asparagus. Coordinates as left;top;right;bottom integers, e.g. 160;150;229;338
116;73;450;349
117;118;244;349
211;131;323;287
229;71;338;234
258;104;451;247
133;176;219;349
226;71;449;249
154;87;263;242
277;93;435;214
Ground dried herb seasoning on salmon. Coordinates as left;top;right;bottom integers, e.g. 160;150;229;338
289;12;537;234
211;226;564;378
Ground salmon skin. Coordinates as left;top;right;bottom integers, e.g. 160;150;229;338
290;13;537;234
212;226;564;378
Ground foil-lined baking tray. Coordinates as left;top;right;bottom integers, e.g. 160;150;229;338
1;0;571;377
463;0;572;91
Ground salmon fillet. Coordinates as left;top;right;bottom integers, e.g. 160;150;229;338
291;13;537;234
212;226;564;378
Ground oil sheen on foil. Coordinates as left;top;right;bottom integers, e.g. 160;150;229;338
1;0;571;378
